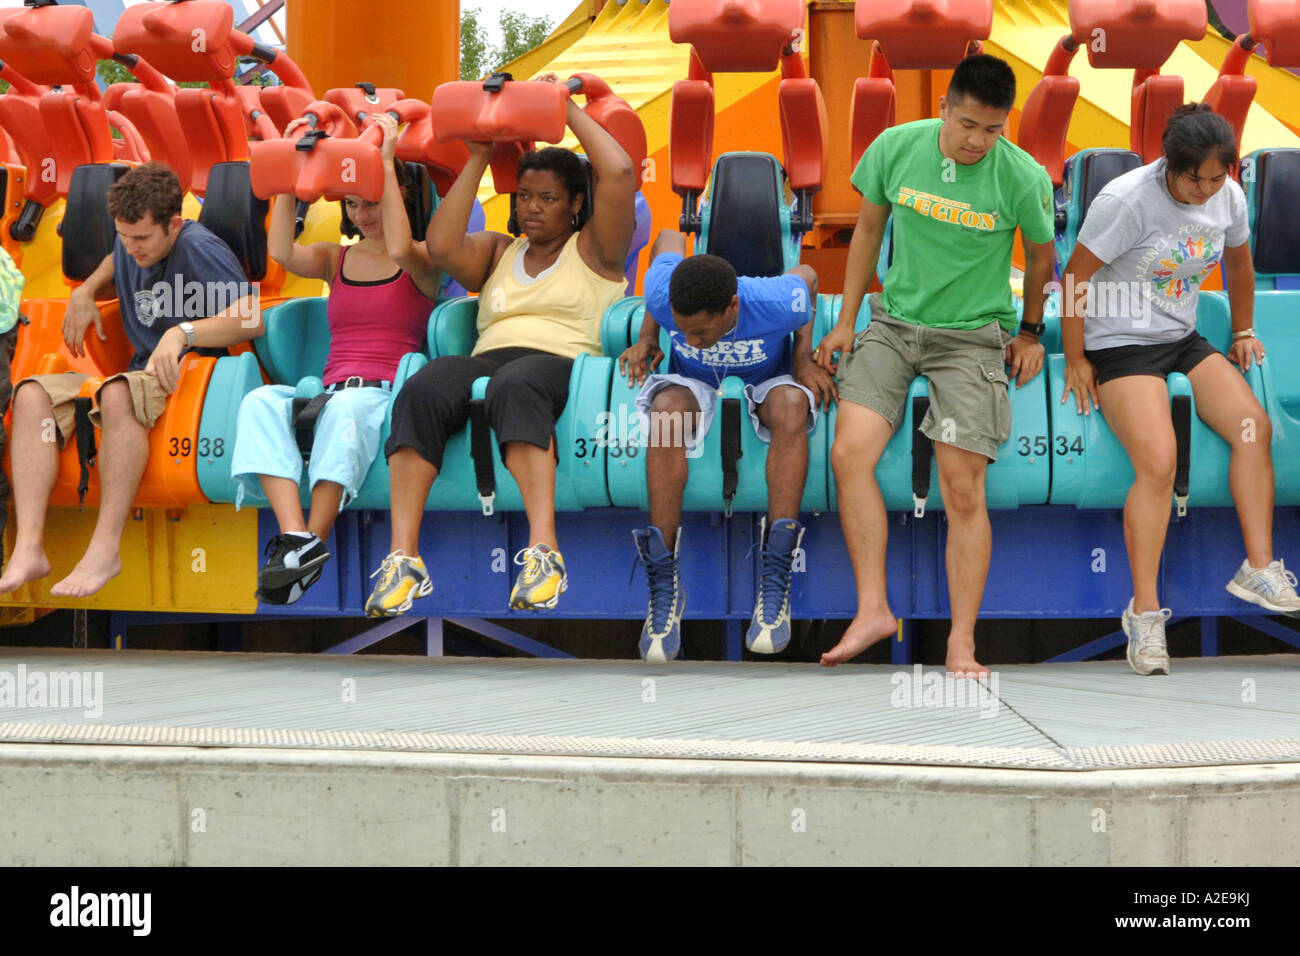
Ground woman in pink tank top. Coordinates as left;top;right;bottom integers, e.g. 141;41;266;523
231;114;442;604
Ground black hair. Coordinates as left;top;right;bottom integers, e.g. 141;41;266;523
668;254;737;317
339;157;418;239
1162;103;1238;177
948;53;1016;112
507;146;591;235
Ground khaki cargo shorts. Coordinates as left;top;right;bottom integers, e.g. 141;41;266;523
16;370;169;448
837;294;1013;461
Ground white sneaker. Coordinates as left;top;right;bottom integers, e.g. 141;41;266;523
1226;559;1300;616
1122;599;1171;676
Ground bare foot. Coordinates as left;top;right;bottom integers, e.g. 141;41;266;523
821;608;897;666
946;636;988;676
0;544;53;594
50;550;122;598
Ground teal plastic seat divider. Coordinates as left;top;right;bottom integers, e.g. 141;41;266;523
211;294;455;510
195;351;266;503
824;295;1049;510
1049;292;1271;508
429;353;613;511
1212;289;1299;505
606;295;836;513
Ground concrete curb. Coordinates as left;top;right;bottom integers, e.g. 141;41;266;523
4;744;1298;865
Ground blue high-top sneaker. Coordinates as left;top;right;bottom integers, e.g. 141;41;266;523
633;526;686;663
747;518;804;654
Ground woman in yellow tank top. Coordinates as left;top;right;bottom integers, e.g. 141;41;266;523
366;73;637;617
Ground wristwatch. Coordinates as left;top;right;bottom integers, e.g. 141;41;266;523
178;321;196;347
1018;319;1046;338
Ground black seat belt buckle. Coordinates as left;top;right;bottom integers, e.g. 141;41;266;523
911;395;932;520
73;395;97;510
720;397;742;518
468;397;497;517
1171;393;1191;519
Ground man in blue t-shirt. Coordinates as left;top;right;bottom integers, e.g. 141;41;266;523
0;163;260;599
619;229;828;662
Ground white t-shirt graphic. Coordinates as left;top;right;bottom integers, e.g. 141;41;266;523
1077;158;1249;350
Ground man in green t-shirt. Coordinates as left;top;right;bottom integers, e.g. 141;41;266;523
814;54;1055;675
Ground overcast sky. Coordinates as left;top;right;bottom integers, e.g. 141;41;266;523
468;0;585;45
0;1;587;47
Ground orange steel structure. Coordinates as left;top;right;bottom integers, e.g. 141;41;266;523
285;0;459;102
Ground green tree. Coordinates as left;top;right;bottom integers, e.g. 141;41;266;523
460;6;491;81
98;56;265;89
97;58;133;86
460;7;554;81
496;10;554;67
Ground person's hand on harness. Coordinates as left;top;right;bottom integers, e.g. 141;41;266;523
63;287;107;358
1228;334;1266;374
374;112;399;165
812;321;855;377
619;338;663;387
795;345;838;412
145;325;188;394
1005;330;1045;388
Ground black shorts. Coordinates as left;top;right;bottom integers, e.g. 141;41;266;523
385;347;574;470
1085;332;1219;386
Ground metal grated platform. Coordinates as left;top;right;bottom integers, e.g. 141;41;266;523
1;648;1298;770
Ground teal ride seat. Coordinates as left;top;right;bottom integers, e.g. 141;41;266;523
604;293;838;513
1046;351;1125;508
1237;149;1300;502
1049;292;1269;509
1013;284;1062;354
612;146;833;513
1053;148;1142;275
349;296;477;509
600;295;646;357
424;295;480;359
195;350;265;502
200;295;457;507
196;296;333;505
1208;289;1300;506
250;296;332;385
427;352;613;512
823;295;1050;512
1255;295;1300;505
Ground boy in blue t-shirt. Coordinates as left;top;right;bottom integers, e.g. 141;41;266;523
620;229;828;662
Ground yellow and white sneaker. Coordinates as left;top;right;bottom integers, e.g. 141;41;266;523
510;544;567;610
365;550;433;618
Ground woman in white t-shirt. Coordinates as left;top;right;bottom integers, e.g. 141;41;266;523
1061;103;1298;676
